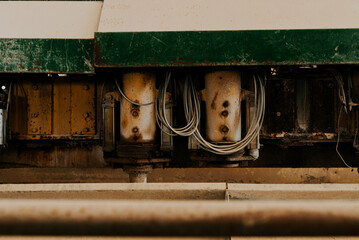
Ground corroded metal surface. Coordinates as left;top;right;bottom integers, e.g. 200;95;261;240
120;72;156;143
0;199;359;236
10;77;99;140
205;71;241;142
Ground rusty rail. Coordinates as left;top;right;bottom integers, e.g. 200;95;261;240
0;199;359;236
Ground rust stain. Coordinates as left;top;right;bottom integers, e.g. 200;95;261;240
220;110;229;118
122;116;128;129
93;42;104;66
130;104;140;118
211;92;218;110
132;133;143;142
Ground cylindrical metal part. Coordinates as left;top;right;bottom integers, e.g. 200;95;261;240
123;165;152;183
103;92;119;152
246;93;260;159
0;109;4;145
205;71;241;142
129;173;147;183
1;200;359;236
120;72;156;143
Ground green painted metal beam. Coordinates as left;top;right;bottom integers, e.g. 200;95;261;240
94;29;359;67
0;39;94;73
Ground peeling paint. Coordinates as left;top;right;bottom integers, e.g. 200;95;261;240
94;29;359;67
0;39;94;73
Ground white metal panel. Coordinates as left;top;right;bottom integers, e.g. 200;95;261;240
0;1;103;39
98;0;359;32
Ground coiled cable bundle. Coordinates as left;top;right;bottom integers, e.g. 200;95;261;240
156;72;201;136
116;70;266;155
190;72;266;155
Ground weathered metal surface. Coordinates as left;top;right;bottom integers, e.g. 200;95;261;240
26;81;52;135
3;183;359;201
1;199;359;236
53;80;71;135
10;77;99;140
0;237;225;240
205;71;241;142
103;92;120;152
296;79;310;132
0;183;226;200
0;168;359;184
94;29;359;67
245;92;259;158
120;72;156;143
227;184;359;200
71;80;96;136
0;145;105;168
0;39;94;73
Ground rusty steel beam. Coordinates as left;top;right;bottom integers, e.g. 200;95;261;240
0;199;359;236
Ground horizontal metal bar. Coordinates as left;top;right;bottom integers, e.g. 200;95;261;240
2;183;359;201
0;199;359;236
227;184;359;200
0;168;358;184
0;183;226;200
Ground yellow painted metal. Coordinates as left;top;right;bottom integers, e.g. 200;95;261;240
26;81;52;135
10;78;99;140
53;80;71;135
71;80;96;136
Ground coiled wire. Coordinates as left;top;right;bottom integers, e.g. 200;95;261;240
156;71;265;155
156;72;200;136
190;72;266;155
115;78;155;106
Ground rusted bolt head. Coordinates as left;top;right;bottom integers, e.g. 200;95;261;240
83;112;90;118
32;85;39;90
83;85;90;90
221;125;229;133
276;112;281;117
82;128;89;133
221;110;229;117
31;128;38;133
31;113;39;118
132;111;138;117
132;127;139;133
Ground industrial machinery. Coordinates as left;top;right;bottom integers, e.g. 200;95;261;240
1;0;359;182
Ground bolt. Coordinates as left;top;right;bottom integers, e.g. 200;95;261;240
276;112;281;117
221;125;229;133
32;128;38;133
83;85;90;90
221;110;229;117
83;113;89;118
132;127;139;133
31;113;39;118
83;128;89;133
32;85;39;90
132;111;138;117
